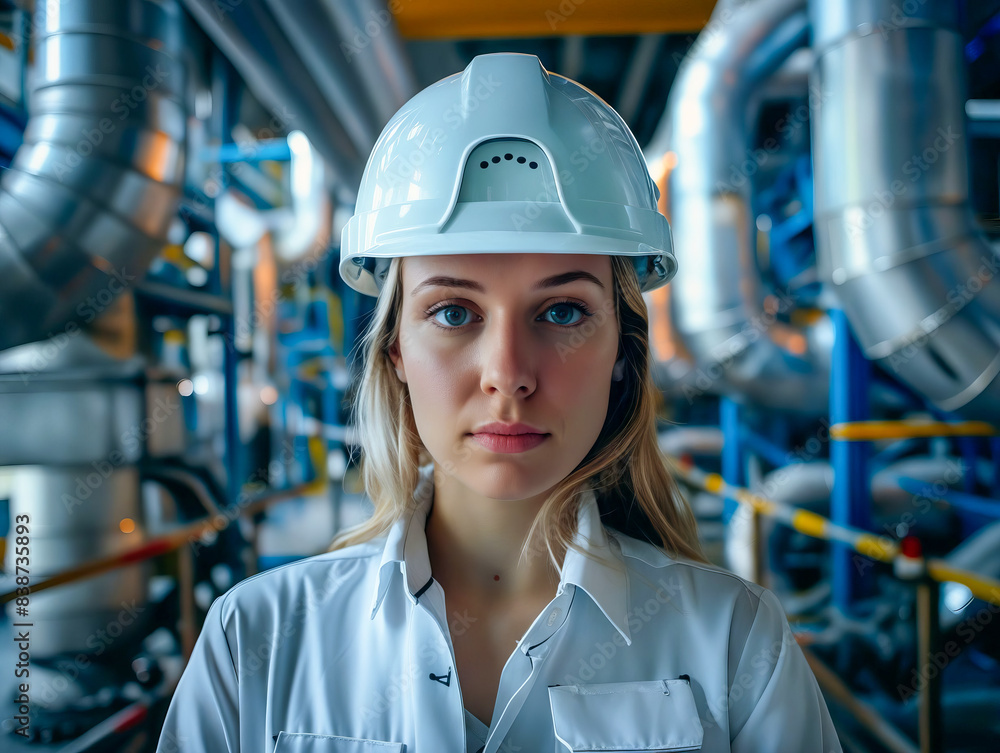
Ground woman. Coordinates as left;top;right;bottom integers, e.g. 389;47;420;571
157;53;842;753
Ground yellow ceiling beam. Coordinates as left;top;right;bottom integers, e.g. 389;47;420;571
391;0;718;40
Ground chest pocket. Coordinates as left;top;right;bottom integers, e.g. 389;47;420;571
548;678;704;752
272;732;404;753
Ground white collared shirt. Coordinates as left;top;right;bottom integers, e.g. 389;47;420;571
156;464;842;753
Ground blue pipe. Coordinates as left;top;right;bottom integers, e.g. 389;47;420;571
740;425;802;469
720;398;744;525
870;438;922;471
201;140;293;164
830;309;872;610
991;437;1000;499
896;476;1000;520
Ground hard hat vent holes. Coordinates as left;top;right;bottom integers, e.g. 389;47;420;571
456;139;560;205
478;154;538;169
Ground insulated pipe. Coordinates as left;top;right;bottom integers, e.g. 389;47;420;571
726;456;961;587
318;0;419;128
646;0;831;412
809;0;1000;419
0;0;187;352
259;0;384;157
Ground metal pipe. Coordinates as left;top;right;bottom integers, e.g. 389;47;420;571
670;454;1000;606
143;464;223;517
616;34;663;127
0;479;323;604
646;0;831;411
809;0;1000;421
260;0;383;155
134;279;234;316
657;426;723;457
179;0;363;196
319;0;419;128
915;578;944;753
0;0;187;352
897;477;1000;519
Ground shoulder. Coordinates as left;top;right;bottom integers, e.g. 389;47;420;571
609;529;797;695
214;537;386;623
606;530;833;747
608;529;778;628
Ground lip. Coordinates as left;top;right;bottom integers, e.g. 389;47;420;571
468;421;550;454
469;432;549;454
472;421;546;435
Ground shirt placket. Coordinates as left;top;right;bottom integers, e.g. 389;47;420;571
409;581;467;753
479;585;575;753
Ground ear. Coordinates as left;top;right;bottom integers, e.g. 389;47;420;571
387;340;407;383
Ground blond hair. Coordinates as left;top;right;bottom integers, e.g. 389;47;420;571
328;255;710;570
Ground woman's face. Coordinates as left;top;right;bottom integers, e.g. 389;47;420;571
388;252;620;501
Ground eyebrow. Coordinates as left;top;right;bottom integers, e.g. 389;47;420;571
411;270;605;296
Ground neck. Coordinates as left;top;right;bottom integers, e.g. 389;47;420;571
424;470;564;603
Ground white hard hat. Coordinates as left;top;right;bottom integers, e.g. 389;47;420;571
339;52;676;297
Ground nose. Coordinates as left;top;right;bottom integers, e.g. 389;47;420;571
479;313;537;398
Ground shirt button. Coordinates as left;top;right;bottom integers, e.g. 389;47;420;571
546;607;562;626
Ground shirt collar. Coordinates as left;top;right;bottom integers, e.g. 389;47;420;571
368;464;632;646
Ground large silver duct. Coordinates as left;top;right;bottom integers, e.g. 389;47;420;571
0;0;189;714
647;0;831;411
810;0;1000;419
0;0;187;353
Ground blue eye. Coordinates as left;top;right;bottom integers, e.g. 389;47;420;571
432;305;473;328
425;301;593;330
544;302;584;326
